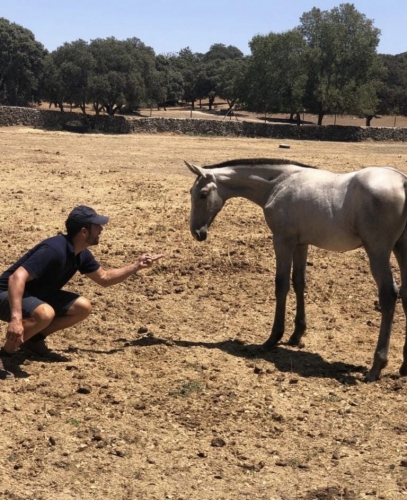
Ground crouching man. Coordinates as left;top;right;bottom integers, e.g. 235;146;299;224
0;205;163;379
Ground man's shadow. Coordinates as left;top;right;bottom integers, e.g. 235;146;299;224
6;347;74;378
4;349;31;378
123;335;366;385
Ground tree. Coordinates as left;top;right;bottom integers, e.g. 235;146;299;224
175;47;200;109
89;37;158;115
155;53;184;106
378;53;407;120
200;44;245;110
203;43;244;62
243;30;307;120
45;40;95;114
41;54;65;111
216;58;248;111
299;3;382;125
0;18;47;106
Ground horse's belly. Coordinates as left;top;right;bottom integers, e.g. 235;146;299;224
304;232;362;252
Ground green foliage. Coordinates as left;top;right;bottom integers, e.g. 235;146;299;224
298;3;383;124
0;18;47;105
203;43;244;62
89;37;158;114
171;379;203;397
216;58;248;109
0;9;403;124
378;52;407;116
244;30;307;116
67;418;80;427
155;44;244;110
155;53;184;103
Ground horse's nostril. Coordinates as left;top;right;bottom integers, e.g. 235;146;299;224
193;229;207;242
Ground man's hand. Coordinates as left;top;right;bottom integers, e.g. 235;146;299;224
6;319;25;348
137;253;165;270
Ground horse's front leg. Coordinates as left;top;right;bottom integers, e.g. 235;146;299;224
365;250;398;382
263;238;294;349
287;244;308;346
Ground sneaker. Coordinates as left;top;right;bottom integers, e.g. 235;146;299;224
0;353;15;380
22;337;70;362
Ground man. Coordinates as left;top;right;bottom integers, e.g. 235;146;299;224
0;205;163;379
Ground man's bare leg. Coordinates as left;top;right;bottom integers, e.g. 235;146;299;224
2;297;92;356
2;303;55;354
41;296;92;337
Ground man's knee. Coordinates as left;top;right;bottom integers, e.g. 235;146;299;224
71;297;92;318
32;303;55;325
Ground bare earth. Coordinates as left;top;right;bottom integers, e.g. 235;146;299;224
140;107;407;128
1;126;407;500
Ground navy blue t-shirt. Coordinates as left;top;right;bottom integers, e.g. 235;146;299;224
0;235;100;300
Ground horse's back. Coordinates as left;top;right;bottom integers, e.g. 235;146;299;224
265;166;407;252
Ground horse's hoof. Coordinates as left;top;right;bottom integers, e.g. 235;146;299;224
262;341;277;351
399;364;407;377
365;370;380;383
287;338;305;348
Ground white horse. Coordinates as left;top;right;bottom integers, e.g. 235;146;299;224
185;158;407;382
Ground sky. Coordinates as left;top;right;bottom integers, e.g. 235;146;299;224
1;0;405;56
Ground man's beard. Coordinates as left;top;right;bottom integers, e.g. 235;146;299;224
86;235;99;246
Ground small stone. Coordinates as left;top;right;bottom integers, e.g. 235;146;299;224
211;437;226;447
77;386;91;394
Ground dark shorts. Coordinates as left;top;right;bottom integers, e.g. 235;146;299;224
0;290;80;322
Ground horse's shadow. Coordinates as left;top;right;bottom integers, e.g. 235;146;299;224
14;334;365;384
124;335;366;385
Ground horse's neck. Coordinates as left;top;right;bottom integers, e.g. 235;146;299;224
216;166;292;207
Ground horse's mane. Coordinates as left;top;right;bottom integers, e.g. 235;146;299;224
203;158;318;170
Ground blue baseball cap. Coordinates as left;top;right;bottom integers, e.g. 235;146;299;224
67;205;109;225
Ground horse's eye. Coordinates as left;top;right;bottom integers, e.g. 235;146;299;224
199;191;209;199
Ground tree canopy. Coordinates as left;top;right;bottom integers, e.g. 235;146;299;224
0;18;47;106
243;30;307;119
298;3;383;124
1;5;406;126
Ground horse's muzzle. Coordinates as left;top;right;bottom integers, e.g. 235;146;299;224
193;228;207;241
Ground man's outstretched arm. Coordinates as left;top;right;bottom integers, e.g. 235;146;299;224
86;253;164;287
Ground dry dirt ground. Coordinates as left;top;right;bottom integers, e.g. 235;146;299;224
39;101;407;128
1;127;407;500
138;107;407;129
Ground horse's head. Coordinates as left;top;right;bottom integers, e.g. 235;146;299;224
185;161;224;242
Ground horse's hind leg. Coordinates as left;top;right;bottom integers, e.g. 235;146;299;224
288;244;308;346
365;250;398;382
393;240;407;376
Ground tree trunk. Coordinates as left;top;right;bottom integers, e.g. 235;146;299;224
317;112;324;125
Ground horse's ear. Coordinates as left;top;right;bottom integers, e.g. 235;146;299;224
184;161;208;178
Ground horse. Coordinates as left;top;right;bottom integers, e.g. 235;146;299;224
185;158;407;382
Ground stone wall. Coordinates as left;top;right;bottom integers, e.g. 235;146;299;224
1;105;406;142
